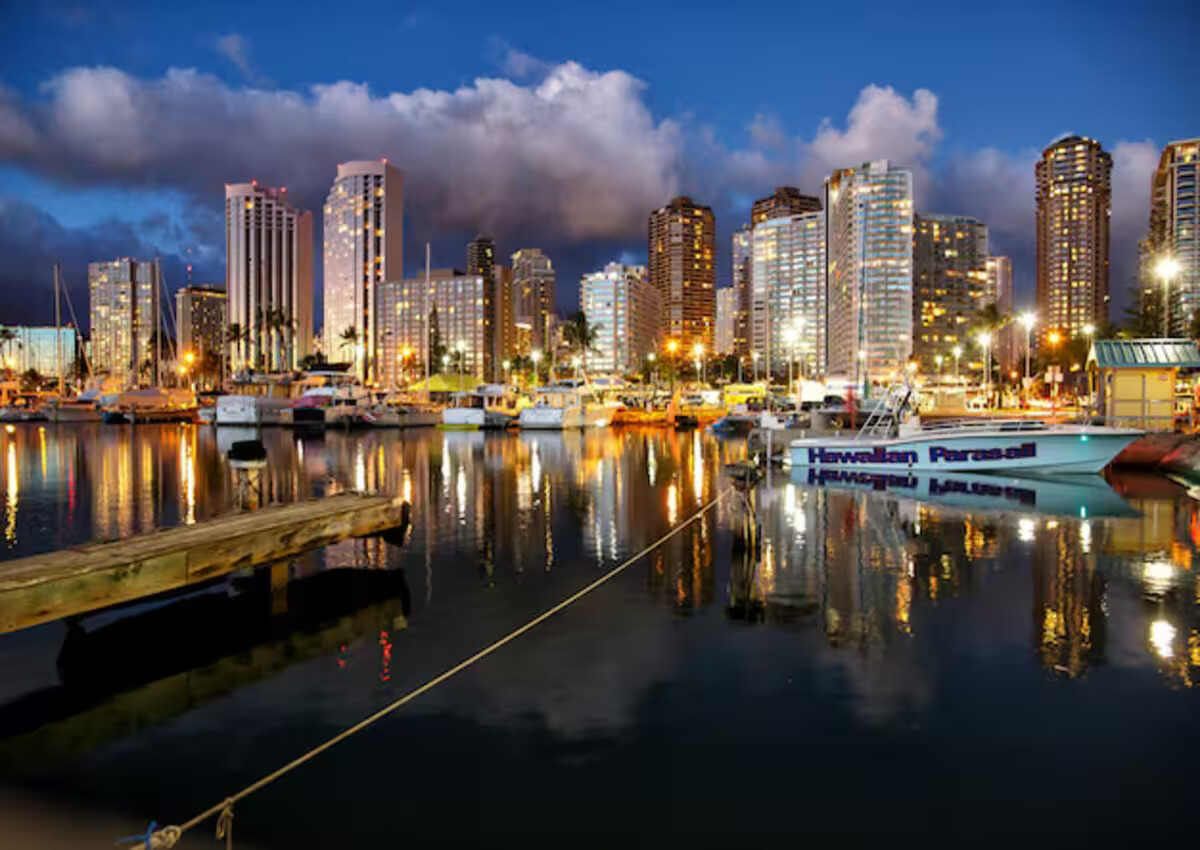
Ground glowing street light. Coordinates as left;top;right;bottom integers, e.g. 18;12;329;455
951;345;963;383
1018;311;1036;383
977;331;993;407
692;342;705;384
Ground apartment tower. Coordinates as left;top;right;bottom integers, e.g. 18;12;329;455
1144;139;1200;334
648;196;716;353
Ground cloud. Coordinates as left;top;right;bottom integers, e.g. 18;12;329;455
213;33;256;81
1110;140;1158;289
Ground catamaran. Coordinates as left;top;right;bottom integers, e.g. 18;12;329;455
788;385;1142;474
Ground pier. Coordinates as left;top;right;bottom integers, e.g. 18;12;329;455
0;493;410;635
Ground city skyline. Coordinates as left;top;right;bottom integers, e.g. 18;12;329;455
1;2;1196;329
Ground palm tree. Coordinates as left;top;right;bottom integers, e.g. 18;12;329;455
339;326;361;379
562;311;599;372
226;323;248;375
970;301;1010;388
0;328;19;379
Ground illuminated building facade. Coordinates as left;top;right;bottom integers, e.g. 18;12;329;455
1144;139;1200;335
1035;136;1111;343
511;248;556;352
322;160;403;379
731;226;752;358
579;262;661;374
825;161;914;380
715;287;736;355
376;270;493;384
751;211;826;377
175;285;227;363
88;258;161;386
0;326;77;379
225;182;313;372
912;214;989;372
648;195;715;352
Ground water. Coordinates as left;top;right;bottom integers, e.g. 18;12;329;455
0;423;1197;847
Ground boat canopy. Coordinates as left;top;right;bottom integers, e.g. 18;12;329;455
1088;338;1200;369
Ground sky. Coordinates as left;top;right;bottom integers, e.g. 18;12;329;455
0;0;1197;330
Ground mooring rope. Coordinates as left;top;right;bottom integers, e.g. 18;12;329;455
130;484;733;848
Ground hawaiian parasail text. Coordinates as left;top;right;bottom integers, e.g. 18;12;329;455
807;442;1036;465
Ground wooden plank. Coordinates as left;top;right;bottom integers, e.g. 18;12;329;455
0;493;409;635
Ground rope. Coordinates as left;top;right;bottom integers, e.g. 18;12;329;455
139;485;732;848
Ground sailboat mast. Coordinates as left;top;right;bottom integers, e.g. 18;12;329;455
54;263;63;396
424;242;431;403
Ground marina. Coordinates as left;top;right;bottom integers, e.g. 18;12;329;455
0;423;1198;845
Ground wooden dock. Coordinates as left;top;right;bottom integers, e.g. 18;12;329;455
0;493;410;635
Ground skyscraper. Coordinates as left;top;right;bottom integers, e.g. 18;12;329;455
225;182;313;372
175;284;227;364
912;214;990;372
1035;136;1112;343
468;235;514;372
579;262;661;374
751;186;822;225
323;160;403;379
511;248;556;353
751;211;826;377
987;256;1016;373
88;258;161;386
715;287;736;355
467;235;495;282
648;195;715;353
825;160;914;381
731;226;752;359
1144;139;1199;334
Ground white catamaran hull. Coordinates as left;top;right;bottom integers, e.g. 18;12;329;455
517;405;610;430
441;408;512;430
788;426;1141;474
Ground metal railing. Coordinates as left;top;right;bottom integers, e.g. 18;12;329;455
920;418;1050;433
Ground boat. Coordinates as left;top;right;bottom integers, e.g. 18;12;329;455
278;371;370;429
787;384;1142;474
101;388;198;424
356;396;441;428
517;380;614;430
440;384;523;430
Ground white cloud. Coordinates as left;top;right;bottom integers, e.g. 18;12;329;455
214;33;255;80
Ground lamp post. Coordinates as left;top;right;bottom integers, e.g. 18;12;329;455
647;352;657;392
1081;324;1096;414
751;351;760;383
502;358;511;387
1018;311;1036;389
572;355;582;379
666;339;679;394
692;342;705;385
977;331;993;409
952;345;962;384
934;354;944;377
530;349;543;385
782;324;799;399
1156;255;1182;337
857;348;867;398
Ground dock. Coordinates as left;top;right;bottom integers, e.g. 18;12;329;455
0;493;410;635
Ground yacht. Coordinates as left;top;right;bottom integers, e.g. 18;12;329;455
356;394;441;428
441;384;523;430
101;388;198;424
279;371;370;428
517;380;614;430
216;375;299;426
788;385;1142;474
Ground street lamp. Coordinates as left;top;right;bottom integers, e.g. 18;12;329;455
977;331;993;408
530;349;543;384
1018;311;1036;386
647;352;657;391
1156;255;1182;337
751;351;760;383
571;355;582;379
692;342;705;385
934;354;944;376
952;345;963;383
502;358;511;386
782;323;799;397
857;348;867;396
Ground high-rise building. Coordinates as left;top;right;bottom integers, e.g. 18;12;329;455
912;214;990;372
825;160;914;381
511;248;556;353
1035;136;1112;343
225;182;313;372
715;287;737;355
88;258;161;386
1143;139;1200;335
468;236;515;373
751;211;826;377
0;326;78;379
648;196;716;353
467;235;495;282
751;186;821;226
377;269;494;384
987;257;1016;373
175;285;227;363
731;226;752;358
579;262;661;374
322;160;403;380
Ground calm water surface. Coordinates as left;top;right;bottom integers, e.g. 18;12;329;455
0;423;1197;847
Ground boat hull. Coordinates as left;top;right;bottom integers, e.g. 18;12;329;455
788;427;1142;474
440;408;512;430
518;405;610;430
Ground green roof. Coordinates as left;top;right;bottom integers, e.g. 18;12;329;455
1088;338;1200;369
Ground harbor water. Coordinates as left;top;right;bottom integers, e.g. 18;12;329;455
0;423;1198;846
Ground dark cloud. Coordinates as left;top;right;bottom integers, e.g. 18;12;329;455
0;198;191;327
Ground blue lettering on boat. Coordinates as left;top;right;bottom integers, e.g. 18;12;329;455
927;442;1036;463
807;447;919;465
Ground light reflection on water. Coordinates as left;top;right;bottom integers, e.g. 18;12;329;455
0;425;1197;843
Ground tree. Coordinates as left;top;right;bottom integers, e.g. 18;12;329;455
300;352;328;372
428;306;446;374
970;301;1010;386
562;311;599;367
226;323;248;374
0;328;19;379
19;368;42;392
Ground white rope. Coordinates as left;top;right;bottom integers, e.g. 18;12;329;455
142;485;732;847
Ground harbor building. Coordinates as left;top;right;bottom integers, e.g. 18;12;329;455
825;160;914;382
175;284;227;364
751;210;826;377
88;257;161;386
648;196;715;354
1035;136;1112;344
1143;139;1200;335
911;214;990;373
224;182;313;372
322;160;403;380
579;262;661;374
